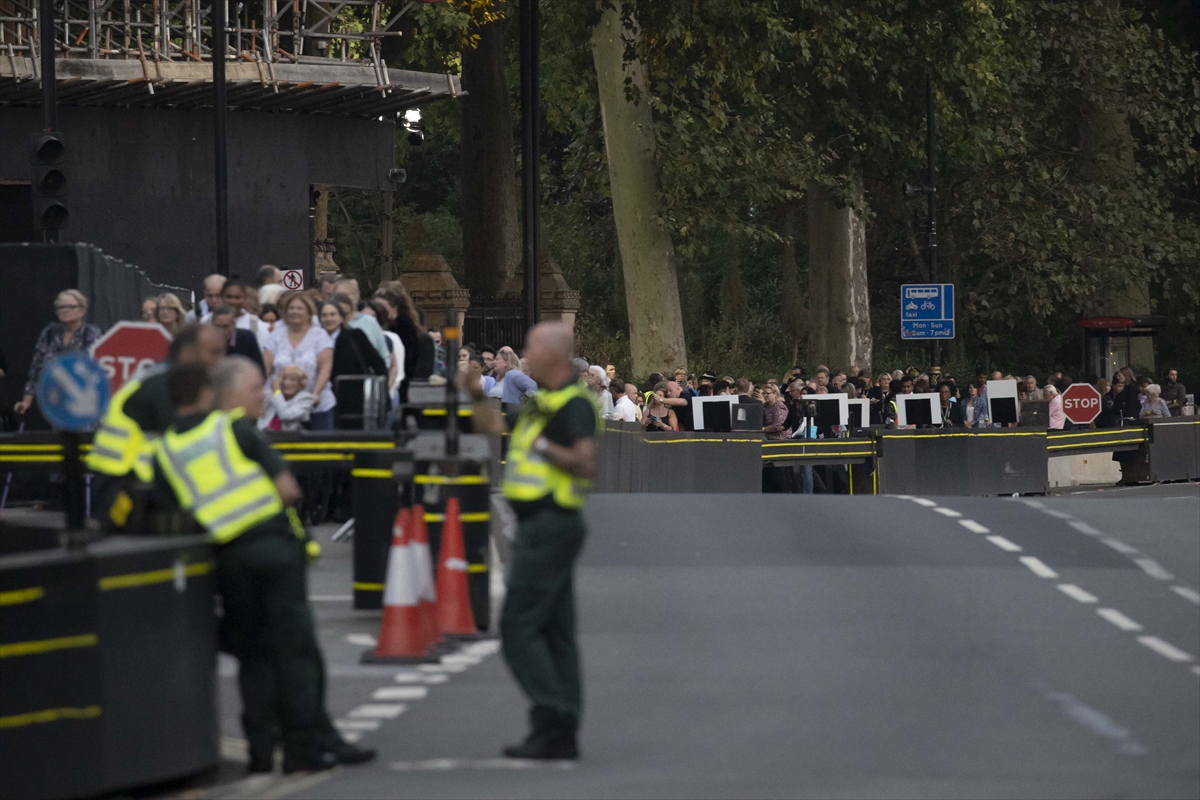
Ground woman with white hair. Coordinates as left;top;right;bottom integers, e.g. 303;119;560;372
1140;384;1171;419
586;364;614;416
13;289;103;417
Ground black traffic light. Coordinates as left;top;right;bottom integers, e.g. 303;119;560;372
30;131;68;230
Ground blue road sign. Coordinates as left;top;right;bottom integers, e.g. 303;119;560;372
36;352;110;432
901;283;955;340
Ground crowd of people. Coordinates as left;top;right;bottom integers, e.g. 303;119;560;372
9;269;1191;442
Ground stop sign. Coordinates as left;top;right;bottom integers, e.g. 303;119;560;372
89;321;171;394
1061;383;1102;425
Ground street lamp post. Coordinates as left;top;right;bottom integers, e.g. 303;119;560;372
518;0;541;332
905;76;939;376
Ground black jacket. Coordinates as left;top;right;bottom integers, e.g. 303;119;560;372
226;329;265;375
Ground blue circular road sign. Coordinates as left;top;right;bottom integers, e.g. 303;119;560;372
36;352;111;432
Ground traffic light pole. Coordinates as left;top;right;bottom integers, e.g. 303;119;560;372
212;0;230;277
518;0;541;333
926;76;939;378
39;0;58;242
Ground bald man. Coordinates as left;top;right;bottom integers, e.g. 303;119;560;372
187;274;227;322
466;323;599;761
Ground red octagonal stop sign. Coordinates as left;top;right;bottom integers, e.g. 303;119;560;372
89;321;171;394
1061;383;1102;425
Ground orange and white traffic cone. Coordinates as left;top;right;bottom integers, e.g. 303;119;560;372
435;497;478;637
361;507;439;663
410;504;442;648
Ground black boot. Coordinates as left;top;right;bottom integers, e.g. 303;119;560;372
282;749;338;775
502;708;579;760
332;742;377;765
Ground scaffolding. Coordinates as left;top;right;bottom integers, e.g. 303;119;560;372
0;0;411;75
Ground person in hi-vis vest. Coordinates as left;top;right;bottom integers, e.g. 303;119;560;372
88;324;227;533
466;322;601;761
152;358;374;774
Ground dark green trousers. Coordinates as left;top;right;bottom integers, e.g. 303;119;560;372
500;507;586;739
217;526;326;762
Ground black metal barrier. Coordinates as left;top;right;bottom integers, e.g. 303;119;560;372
350;450;407;610
592;423;763;494
0;533;217;800
875;429;1048;496
1147;418;1200;482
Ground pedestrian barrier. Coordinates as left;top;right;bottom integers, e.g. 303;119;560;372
0;532;217;800
350;449;408;610
1146;418;1200;482
592;423;763;493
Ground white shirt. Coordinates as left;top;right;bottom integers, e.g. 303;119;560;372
263;324;336;412
382;330;405;390
608;395;639;422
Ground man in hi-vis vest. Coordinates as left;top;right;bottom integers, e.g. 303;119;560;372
152;359;373;774
467;322;600;761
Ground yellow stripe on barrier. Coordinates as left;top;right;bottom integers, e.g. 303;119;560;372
0;633;98;659
98;561;214;591
0;444;62;452
643;438;759;444
420;409;474;417
351;468;393;479
763;440;866;448
467;564;489;573
1;455;65;462
353;582;385;591
272;442;396;450
884;431;1047;439
1048;438;1146;451
762;451;873;460
424;512;490;523
414;475;488;485
282;454;356;462
0;705;102;729
1047;430;1143;440
0;587;45;606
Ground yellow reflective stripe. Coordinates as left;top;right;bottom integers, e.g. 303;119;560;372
272;442;395;450
0;587;45;606
98;561;214;591
353;582;385;591
282;453;355;461
414;475;487;485
1047;438;1146;451
0;705;102;729
351;468;393;479
644;438;759;444
0;444;62;452
0;455;63;462
0;633;98;659
884;431;1047;438
422;512;490;523
420;408;474;417
467;564;489;573
1047;430;1141;439
762;451;873;459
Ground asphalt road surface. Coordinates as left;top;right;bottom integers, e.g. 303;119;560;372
195;483;1200;800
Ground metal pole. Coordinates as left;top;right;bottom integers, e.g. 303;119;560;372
39;0;58;243
926;75;939;377
444;309;460;458
518;0;540;332
213;0;230;276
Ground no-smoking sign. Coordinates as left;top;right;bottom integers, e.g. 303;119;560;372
281;269;305;290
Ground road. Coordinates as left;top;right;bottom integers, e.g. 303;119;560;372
196;484;1200;800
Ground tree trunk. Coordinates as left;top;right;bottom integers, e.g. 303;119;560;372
461;18;520;294
591;2;687;377
807;182;872;373
780;200;805;344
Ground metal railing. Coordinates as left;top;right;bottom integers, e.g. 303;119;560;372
0;0;410;71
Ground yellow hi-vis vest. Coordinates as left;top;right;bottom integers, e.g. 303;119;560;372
154;410;283;544
502;382;600;511
86;377;154;483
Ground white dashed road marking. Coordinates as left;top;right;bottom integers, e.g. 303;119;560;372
1133;559;1174;581
372;686;429;701
1100;538;1139;555
1020;556;1059;579
986;535;1023;553
1170;586;1200;605
395;671;449;684
1097;608;1144;632
335;719;381;731
933;507;962;518
1192;666;1200;677
911;498;938;507
346;633;378;648
349;704;407;719
1136;636;1194;663
1057;584;1099;604
310;595;353;602
1043;509;1074;520
958;519;990;534
1068;520;1102;536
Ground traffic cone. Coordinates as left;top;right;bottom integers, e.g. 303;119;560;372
410;504;442;647
361;507;438;663
436;497;478;637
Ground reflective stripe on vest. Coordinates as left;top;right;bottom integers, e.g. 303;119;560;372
155;410;283;544
86;378;154;483
501;382;600;510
